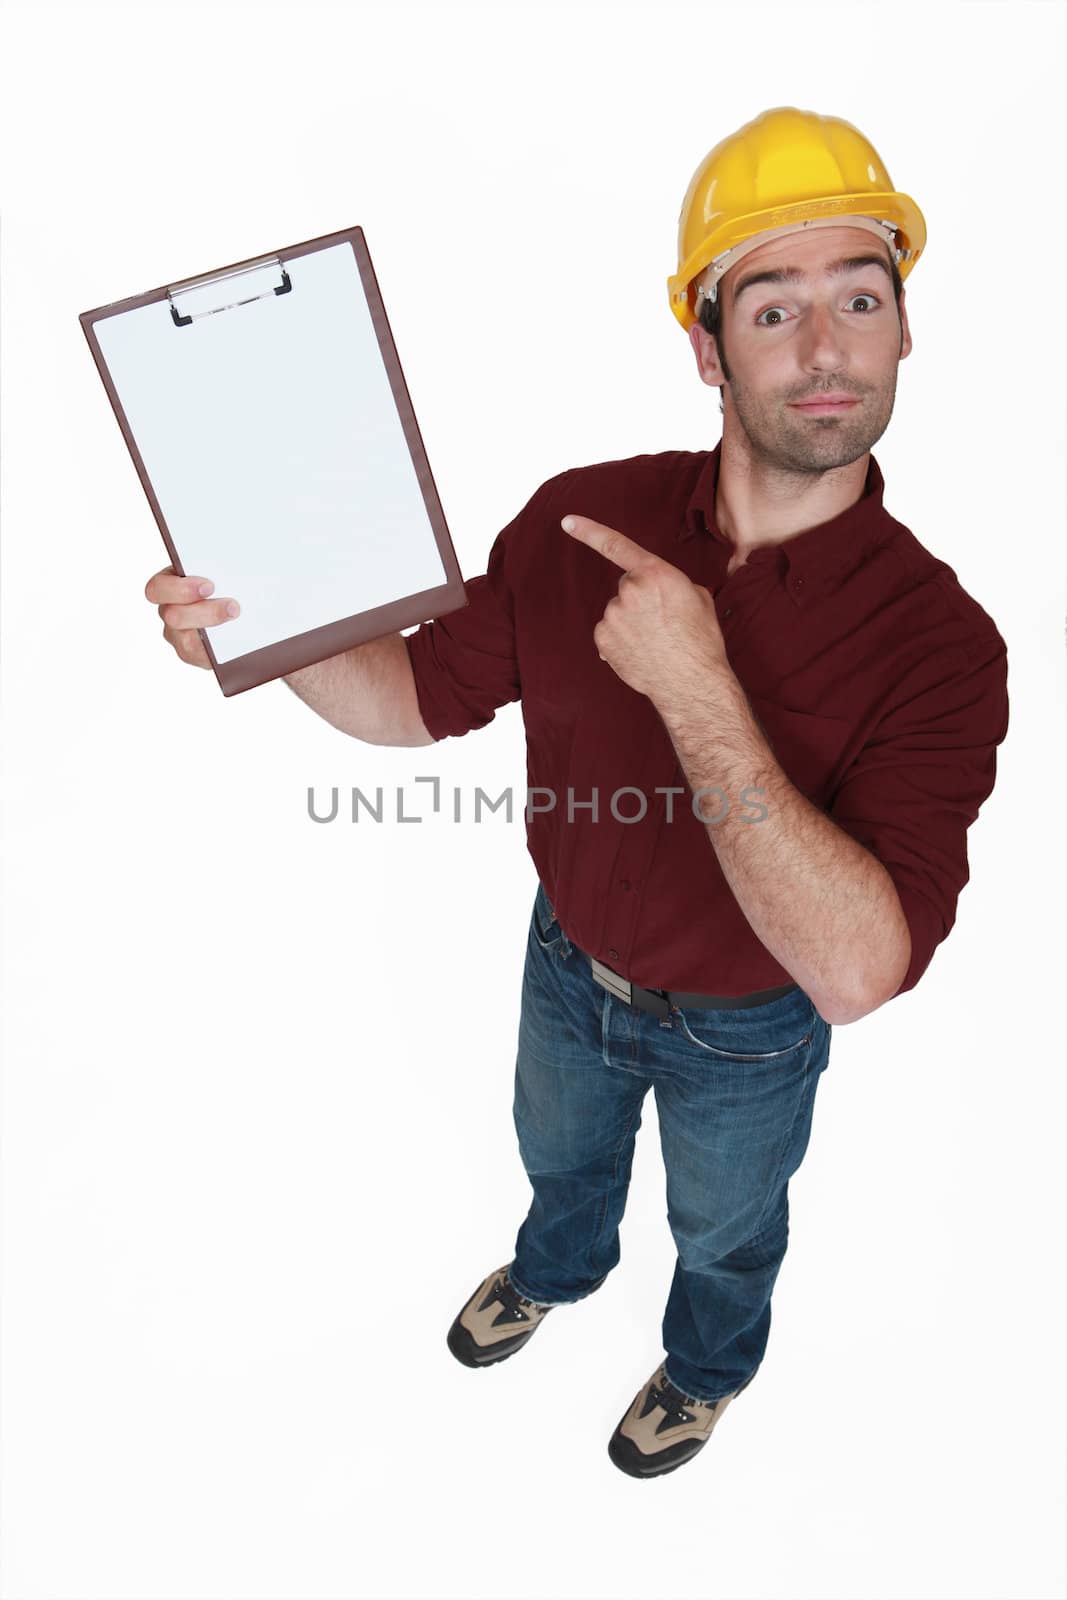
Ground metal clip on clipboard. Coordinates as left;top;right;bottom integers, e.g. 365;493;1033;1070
166;257;293;327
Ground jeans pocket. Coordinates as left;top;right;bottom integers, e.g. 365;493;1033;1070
531;882;563;952
671;997;815;1062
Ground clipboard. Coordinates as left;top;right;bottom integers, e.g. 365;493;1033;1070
79;225;468;696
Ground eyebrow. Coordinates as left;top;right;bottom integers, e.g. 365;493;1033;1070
731;253;894;307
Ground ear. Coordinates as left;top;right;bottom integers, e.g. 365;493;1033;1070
897;287;913;360
688;319;726;389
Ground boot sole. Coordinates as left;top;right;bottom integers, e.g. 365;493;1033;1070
607;1430;703;1477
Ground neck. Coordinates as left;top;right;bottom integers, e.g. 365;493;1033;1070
713;427;870;552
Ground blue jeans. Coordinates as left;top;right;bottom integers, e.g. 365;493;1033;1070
507;879;832;1403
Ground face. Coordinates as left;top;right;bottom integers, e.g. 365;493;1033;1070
689;224;913;473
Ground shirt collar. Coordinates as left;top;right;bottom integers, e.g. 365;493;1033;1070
681;439;890;596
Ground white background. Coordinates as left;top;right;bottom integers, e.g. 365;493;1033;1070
1;2;1064;1598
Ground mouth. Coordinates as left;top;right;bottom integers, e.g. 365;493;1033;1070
789;398;860;415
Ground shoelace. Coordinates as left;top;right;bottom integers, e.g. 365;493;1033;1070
644;1373;706;1428
484;1272;540;1323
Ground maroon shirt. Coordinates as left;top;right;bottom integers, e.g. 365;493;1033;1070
403;443;1009;999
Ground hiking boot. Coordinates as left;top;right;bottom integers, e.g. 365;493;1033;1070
446;1262;556;1368
608;1361;755;1478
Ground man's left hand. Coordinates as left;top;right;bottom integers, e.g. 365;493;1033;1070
561;514;730;710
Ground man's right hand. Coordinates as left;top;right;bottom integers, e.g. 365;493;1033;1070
145;565;240;670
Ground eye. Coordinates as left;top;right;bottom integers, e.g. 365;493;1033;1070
755;294;881;326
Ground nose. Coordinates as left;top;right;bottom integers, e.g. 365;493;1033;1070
797;298;854;360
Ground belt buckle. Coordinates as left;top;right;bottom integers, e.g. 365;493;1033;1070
591;957;632;1003
590;958;670;1020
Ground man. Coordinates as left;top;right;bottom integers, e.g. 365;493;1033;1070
147;107;1010;1479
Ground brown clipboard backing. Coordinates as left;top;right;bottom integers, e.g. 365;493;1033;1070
79;225;468;696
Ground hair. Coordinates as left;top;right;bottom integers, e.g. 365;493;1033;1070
696;250;905;415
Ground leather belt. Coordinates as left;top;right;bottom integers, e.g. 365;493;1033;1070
575;945;798;1020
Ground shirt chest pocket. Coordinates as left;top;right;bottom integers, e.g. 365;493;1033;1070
743;694;855;809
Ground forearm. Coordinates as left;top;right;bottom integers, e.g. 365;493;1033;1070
657;670;911;1024
283;631;435;746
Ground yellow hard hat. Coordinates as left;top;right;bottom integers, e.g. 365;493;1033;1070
668;106;927;332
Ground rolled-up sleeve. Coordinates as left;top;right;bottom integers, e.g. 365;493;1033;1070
826;635;1010;997
402;479;552;741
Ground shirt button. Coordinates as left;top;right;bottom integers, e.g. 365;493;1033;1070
608;948;620;961
793;577;804;587
723;607;733;618
620;878;631;891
